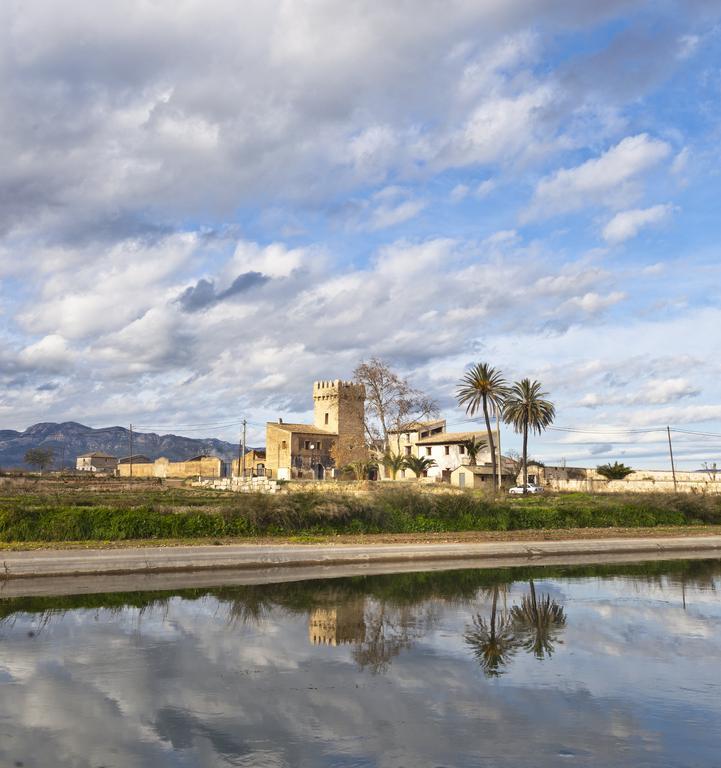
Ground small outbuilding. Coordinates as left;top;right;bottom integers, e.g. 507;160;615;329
450;464;495;489
450;463;516;490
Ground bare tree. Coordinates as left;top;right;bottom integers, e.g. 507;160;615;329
353;358;438;452
702;461;718;482
24;448;55;473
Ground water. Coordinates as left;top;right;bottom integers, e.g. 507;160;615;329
1;559;720;767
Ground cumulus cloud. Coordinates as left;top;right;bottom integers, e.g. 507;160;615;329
602;204;674;244
18;334;74;371
0;0;719;468
524;134;671;221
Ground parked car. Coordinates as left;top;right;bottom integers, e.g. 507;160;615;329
509;484;544;495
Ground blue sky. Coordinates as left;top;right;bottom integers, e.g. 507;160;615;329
0;1;720;468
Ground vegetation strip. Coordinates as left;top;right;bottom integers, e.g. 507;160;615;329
2;487;721;544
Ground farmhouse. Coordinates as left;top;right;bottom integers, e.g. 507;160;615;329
75;452;118;473
380;419;495;481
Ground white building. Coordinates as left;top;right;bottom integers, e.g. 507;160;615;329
75;452;118;473
381;420;493;482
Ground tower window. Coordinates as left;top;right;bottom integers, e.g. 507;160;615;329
324;413;329;425
444;446;450;455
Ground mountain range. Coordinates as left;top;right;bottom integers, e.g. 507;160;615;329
0;422;238;469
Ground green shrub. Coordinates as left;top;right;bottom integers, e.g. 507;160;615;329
0;487;720;542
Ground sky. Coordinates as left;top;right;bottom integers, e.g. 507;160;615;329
1;0;720;468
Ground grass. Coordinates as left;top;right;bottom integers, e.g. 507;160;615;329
0;482;720;544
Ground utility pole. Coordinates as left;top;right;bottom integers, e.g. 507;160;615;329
241;419;247;479
237;425;243;479
667;426;677;492
495;413;502;490
129;423;134;479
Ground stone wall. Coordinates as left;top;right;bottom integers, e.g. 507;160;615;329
192;476;280;493
531;465;721;495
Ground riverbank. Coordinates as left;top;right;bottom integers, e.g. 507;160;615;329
2;532;720;577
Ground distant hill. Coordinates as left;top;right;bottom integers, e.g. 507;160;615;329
0;422;238;470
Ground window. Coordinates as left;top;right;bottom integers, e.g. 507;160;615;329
459;473;465;488
444;445;450;455
405;446;412;456
426;447;432;456
324;413;329;425
316;440;322;449
304;440;310;450
459;445;465;455
281;440;287;449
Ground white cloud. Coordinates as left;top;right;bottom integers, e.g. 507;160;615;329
602;203;674;244
524;134;671;221
475;179;496;198
369;199;427;230
450;184;469;203
640;378;700;405
18;334;74;370
561;291;626;314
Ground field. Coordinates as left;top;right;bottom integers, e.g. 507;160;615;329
1;476;721;545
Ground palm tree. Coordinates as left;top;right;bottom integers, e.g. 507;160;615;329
510;579;566;659
345;459;378;480
464;584;518;676
456;363;508;491
461;435;488;467
382;451;406;480
403;455;437;478
502;378;555;494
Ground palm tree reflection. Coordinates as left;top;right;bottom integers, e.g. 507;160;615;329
465;579;566;676
464;585;517;676
510;578;566;660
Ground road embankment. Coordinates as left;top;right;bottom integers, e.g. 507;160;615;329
2;535;721;598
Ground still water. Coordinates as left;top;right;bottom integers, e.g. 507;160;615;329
1;559;720;767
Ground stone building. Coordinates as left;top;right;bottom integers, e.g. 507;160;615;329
75;451;118;473
265;380;366;480
232;449;267;478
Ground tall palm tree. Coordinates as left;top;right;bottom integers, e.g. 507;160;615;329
461;436;488;467
510;579;566;659
464;584;518;676
382;451;405;480
403;455;437;478
502;379;555;494
456;363;508;491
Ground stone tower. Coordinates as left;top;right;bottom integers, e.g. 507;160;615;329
313;380;365;439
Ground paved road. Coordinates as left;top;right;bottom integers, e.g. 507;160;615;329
2;536;720;598
3;535;721;577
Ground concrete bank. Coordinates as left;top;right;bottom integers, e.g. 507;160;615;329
1;536;721;599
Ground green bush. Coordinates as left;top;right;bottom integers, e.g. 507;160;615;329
0;487;720;542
